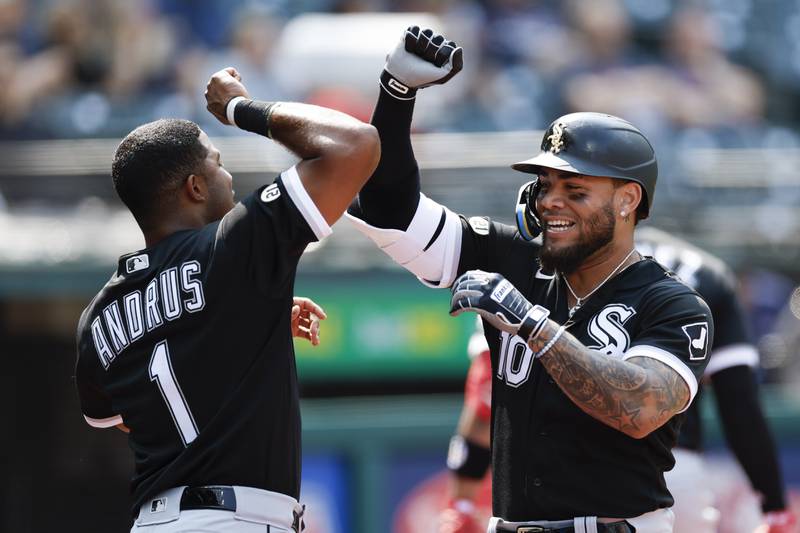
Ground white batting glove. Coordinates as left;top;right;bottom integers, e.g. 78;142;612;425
380;26;463;100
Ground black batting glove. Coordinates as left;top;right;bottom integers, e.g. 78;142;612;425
380;26;463;100
450;270;552;341
449;271;531;334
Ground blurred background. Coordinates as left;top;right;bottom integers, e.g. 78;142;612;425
2;0;800;531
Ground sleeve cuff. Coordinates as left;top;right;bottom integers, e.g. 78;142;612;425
623;344;699;413
345;194;463;288
704;343;759;376
280;165;333;241
84;414;123;428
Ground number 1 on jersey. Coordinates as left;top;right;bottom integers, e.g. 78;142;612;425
149;340;199;446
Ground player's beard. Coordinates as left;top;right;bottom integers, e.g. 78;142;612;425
540;203;616;274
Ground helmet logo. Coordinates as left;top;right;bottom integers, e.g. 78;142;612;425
547;122;566;153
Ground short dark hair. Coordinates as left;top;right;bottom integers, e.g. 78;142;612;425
112;118;207;228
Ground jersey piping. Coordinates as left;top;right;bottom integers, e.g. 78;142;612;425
281;165;332;240
623;344;698;412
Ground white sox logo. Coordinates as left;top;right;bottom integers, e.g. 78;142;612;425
586;303;637;359
547;122;566;153
496;303;637;388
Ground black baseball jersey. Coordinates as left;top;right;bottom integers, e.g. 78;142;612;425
635;227;757;450
75;166;331;517
457;217;713;521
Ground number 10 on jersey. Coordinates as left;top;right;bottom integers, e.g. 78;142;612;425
149;340;199;446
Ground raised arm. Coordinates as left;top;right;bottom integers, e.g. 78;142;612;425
354;26;462;229
346;27;466;287
205;67;380;225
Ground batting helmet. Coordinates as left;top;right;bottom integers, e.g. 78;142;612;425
511;112;658;241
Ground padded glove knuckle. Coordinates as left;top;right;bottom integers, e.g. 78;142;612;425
434;44;453;67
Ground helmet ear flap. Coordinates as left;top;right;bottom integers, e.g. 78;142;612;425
515;180;542;241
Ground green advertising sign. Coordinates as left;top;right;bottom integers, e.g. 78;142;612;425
294;271;476;381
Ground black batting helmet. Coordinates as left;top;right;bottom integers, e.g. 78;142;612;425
511;112;658;241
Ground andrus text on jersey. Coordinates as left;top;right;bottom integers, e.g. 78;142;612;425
90;261;206;369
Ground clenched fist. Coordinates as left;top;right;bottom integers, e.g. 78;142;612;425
381;26;463;100
204;67;250;125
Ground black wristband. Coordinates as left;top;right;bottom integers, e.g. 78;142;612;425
446;435;491;479
231;99;279;138
379;70;417;100
517;305;550;342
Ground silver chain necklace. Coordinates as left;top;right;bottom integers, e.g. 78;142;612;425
563;248;638;318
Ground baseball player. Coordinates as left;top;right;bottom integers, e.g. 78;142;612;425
74;67;379;531
439;319;494;533
348;27;714;532
439;228;798;533
636;228;797;533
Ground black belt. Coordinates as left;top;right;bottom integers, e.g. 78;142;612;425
179;486;305;532
494;520;633;533
180;486;236;512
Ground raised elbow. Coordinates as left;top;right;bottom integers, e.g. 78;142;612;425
350;123;381;176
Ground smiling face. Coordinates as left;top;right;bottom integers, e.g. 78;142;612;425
197;131;235;223
535;168;620;274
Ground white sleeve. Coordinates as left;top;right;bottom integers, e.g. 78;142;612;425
346;193;462;288
280;165;332;240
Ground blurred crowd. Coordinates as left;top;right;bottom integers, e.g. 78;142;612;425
1;0;799;377
0;0;799;148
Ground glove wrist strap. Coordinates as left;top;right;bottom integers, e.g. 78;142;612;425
379;70;418;101
517;305;550;342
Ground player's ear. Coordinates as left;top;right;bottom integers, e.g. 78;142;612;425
184;173;208;202
615;181;641;221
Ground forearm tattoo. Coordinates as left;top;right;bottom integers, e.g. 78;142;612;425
529;320;690;437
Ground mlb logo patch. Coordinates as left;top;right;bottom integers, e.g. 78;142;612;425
150;497;167;514
126;254;149;274
682;322;709;360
